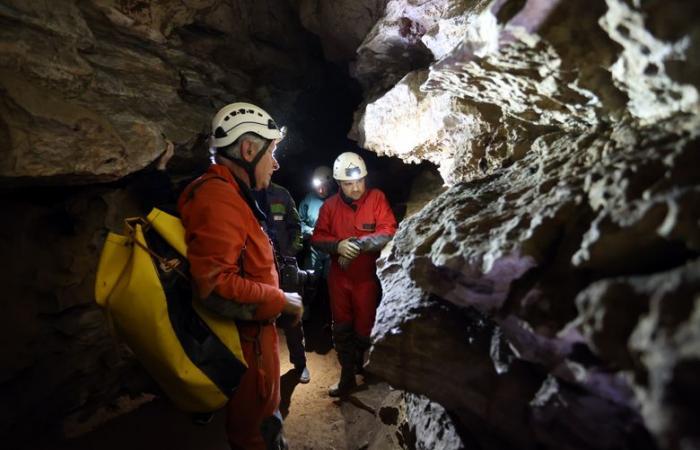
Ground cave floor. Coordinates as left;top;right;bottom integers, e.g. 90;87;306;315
26;310;361;450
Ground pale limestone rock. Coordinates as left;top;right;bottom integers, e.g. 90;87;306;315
352;0;456;92
629;260;700;450
600;0;699;124
575;259;700;450
352;0;700;188
373;108;699;448
422;6;499;60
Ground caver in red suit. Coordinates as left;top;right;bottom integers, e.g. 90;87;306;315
179;102;302;450
311;152;397;397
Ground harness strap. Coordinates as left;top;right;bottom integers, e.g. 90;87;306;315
184;175;228;204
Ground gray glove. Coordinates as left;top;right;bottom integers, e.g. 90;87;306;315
337;238;360;259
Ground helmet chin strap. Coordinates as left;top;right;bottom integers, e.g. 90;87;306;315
222;139;273;189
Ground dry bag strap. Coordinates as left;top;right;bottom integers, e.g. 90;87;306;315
183;174;247;275
123;216;189;280
132;238;188;280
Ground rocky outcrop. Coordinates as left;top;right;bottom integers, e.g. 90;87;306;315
577;259;700;450
0;0;316;186
340;381;465;450
353;0;699;184
370;114;699;449
362;0;700;449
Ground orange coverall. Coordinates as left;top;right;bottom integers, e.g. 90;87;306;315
311;189;397;337
178;164;285;450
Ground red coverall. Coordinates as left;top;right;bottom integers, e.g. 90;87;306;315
311;189;397;337
178;164;285;450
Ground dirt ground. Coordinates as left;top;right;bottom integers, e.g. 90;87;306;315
20;312;359;450
278;326;348;449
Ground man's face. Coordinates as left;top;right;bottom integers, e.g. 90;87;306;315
254;140;279;190
315;182;331;199
338;177;366;201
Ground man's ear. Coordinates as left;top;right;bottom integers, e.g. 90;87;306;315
240;139;256;163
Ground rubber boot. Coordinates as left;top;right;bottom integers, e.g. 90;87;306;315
355;334;371;376
329;366;356;398
329;323;357;397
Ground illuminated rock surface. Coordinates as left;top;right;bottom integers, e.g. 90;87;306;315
363;0;700;449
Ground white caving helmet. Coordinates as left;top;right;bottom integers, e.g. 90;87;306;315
210;102;284;151
333;152;367;181
311;166;333;187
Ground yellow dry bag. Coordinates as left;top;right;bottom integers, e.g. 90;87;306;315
95;208;247;413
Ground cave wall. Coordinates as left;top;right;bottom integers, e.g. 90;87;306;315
0;0;323;186
336;0;700;449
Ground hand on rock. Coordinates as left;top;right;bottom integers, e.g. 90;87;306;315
156;139;175;171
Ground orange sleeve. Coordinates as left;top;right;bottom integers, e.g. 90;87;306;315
183;181;285;318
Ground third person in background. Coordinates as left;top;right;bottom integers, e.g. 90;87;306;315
253;182;310;384
310;152;397;397
298;166;334;322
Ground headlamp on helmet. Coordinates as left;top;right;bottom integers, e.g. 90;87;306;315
332;152;367;181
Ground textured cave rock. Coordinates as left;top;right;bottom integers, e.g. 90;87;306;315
0;0;317;186
353;0;700;185
337;381;464;450
374;390;465;450
370;111;699;447
363;1;700;447
576;259;700;450
0;186;155;440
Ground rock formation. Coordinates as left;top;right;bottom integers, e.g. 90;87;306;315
350;0;700;449
0;0;317;186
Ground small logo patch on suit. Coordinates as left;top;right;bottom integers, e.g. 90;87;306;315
362;223;376;231
273;215;284;221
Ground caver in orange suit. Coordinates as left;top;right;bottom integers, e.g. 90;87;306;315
178;163;285;450
311;187;397;394
312;188;397;334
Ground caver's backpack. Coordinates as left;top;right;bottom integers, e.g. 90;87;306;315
95;207;247;413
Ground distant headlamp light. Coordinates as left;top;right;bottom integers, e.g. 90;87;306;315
312;178;322;187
